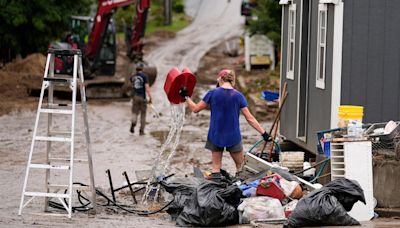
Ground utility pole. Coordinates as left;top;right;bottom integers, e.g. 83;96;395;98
164;0;172;25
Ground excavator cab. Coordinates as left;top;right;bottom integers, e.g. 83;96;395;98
70;16;91;47
50;16;117;76
71;16;117;76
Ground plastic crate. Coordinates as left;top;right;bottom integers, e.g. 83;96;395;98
261;90;279;102
365;122;400;142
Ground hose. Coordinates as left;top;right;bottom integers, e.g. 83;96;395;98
247;139;281;155
48;176;174;215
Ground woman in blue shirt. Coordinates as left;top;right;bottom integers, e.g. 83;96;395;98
180;69;271;179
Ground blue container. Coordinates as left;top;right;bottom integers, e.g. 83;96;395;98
323;140;331;157
261;90;279;102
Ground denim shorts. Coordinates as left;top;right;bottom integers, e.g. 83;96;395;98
205;140;243;153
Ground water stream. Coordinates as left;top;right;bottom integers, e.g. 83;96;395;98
141;103;185;204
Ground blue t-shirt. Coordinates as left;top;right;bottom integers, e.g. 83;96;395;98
130;72;149;99
202;87;248;147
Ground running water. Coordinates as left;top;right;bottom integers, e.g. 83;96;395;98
141;103;185;204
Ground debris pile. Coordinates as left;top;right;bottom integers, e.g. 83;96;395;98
0;53;46;115
160;167;365;227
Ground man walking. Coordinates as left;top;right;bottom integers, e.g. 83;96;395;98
130;64;152;135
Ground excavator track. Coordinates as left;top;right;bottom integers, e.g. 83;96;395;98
28;65;156;99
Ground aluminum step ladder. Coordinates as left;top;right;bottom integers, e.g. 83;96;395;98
18;49;96;218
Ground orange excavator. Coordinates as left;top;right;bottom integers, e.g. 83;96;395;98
49;0;156;98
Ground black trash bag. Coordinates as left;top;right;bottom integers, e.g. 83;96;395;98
161;177;242;227
161;177;205;221
285;178;365;227
324;178;365;211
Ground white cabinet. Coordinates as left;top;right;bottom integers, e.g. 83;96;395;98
331;141;374;221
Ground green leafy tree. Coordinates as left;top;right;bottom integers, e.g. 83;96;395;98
248;0;281;47
0;0;92;58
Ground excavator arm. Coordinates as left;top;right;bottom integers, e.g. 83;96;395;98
85;0;150;62
128;0;150;60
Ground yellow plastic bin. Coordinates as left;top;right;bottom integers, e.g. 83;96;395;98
338;105;364;127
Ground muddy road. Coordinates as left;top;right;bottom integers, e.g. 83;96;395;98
0;0;266;227
149;0;245;109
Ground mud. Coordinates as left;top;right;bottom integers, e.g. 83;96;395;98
1;0;396;227
0;1;259;226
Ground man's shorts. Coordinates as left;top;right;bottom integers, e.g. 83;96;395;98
205;140;243;153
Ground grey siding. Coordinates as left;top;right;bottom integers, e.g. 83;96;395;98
341;0;400;123
280;0;335;153
305;2;334;153
280;0;301;148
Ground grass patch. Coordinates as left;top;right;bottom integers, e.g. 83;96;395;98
146;13;192;34
116;13;191;40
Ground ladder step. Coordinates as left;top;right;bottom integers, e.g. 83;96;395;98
49;157;88;163
48;184;91;191
49;131;82;136
40;108;73;115
25;192;70;198
35;136;72;142
45;103;82;108
48;48;82;56
30;164;70;170
43;77;73;84
29;212;69;217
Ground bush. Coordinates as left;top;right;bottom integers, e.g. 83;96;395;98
173;0;184;13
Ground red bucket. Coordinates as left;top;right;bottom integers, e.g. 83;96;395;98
164;67;196;104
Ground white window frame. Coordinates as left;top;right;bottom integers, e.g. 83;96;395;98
286;4;296;80
316;4;328;89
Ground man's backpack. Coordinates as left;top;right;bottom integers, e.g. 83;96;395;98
131;74;144;95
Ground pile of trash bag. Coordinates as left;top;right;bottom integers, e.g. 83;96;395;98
285;178;366;227
161;177;242;226
238;196;285;223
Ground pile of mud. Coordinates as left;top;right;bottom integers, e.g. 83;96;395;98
0;53;46;115
1;53;46;75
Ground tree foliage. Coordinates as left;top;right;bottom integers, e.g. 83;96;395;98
0;0;92;57
248;0;281;47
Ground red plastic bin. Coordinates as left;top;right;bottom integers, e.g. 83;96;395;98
256;174;285;200
164;67;196;104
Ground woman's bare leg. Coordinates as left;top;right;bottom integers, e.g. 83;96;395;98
211;151;223;173
230;151;244;172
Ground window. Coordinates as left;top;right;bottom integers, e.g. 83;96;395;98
316;4;327;89
287;4;296;80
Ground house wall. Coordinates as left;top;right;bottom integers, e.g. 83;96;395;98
280;0;303;149
280;0;335;154
341;0;400;123
305;2;334;152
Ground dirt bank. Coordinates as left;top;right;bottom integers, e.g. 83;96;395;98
0;54;45;116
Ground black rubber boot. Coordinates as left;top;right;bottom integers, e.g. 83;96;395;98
130;123;135;133
207;172;222;183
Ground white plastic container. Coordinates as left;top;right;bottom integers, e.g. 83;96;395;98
303;162;316;177
347;120;363;138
